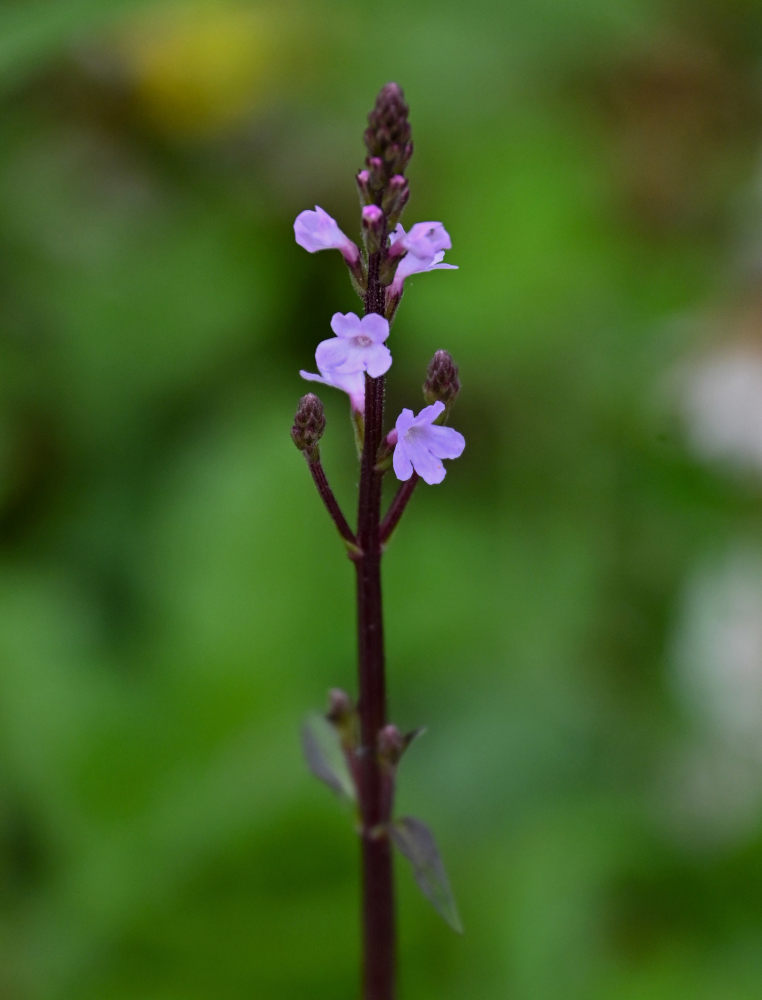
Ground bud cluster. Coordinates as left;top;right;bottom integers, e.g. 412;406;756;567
291;393;325;460
363;83;413;203
423;350;461;410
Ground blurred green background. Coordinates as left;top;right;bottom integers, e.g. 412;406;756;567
2;1;762;997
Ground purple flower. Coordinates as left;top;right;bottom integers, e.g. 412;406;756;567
293;206;360;265
388;221;457;296
315;312;392;379
392;401;465;485
299;365;366;414
392;221;452;257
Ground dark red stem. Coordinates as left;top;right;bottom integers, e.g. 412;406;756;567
356;249;395;1000
306;455;356;546
380;474;419;545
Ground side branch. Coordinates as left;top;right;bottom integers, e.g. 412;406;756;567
305;455;357;546
380;474;419;544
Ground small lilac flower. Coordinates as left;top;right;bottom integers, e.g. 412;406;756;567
315;312;392;379
391;221;452;258
293;206;360;265
392;400;465;485
299;365;366;414
388;222;457;295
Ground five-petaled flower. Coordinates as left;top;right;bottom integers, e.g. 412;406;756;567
299;364;366;414
388;222;457;297
392;401;465;485
316;312;392;379
294;206;360;266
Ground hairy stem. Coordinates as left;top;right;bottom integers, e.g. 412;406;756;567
380;474;419;545
356;250;395;1000
306;455;356;546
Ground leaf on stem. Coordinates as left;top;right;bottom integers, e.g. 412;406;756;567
300;713;356;801
390;816;463;933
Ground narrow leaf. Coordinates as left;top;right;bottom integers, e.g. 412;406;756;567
390;816;463;933
300;713;355;801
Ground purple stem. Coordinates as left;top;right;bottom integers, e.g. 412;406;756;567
356;248;396;1000
306;455;357;547
380;474;419;545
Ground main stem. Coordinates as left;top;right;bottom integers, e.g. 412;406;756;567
356;250;395;1000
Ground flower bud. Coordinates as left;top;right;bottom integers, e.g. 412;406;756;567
423;350;461;410
362;204;385;254
382;174;409;226
327;688;354;725
291;393;325;458
364;83;413;181
326;688;358;750
363;83;413;206
377;724;405;766
356;169;372;205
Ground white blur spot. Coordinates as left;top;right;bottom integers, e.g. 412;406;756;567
660;548;762;847
676;346;762;476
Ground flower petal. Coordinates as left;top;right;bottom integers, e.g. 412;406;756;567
394;408;416;438
361;313;391;344
299;367;365;412
408;443;446;485
413;401;446;426
393;440;414;481
299;368;327;386
315;337;352;371
330;312;362;339
425;424;466;459
364;343;393;378
404;222;452;255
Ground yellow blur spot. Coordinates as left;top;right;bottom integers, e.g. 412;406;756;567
119;2;291;137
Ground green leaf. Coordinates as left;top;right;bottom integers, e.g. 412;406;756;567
300;713;356;801
390;816;463;933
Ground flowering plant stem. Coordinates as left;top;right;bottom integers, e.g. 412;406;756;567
380;474;419;545
356;250;395;1000
306;455;357;546
291;83;466;1000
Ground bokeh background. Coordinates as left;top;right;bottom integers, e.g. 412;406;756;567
2;1;762;997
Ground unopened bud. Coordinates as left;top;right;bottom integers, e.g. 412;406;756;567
423;350;461;409
326;688;358;750
327;688;354;725
382;174;409;225
364;83;413;181
366;155;385;199
362;84;413;208
356;169;372;205
362;204;385;254
377;724;405;765
291;393;325;458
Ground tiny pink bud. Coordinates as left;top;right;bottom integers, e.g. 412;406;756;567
378;724;405;764
362;204;384;225
362;204;385;253
327;688;354;724
356;169;372;205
